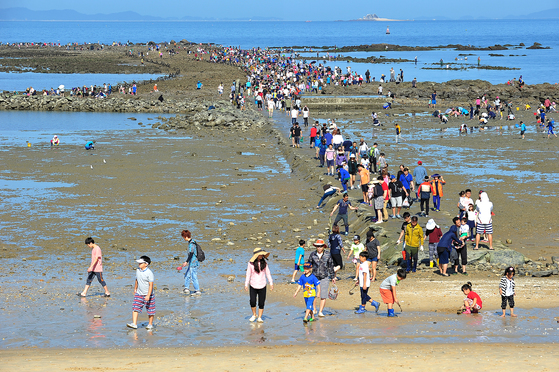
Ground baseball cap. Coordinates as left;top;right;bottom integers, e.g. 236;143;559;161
418;161;422;165
303;263;312;269
390;175;396;179
353;235;360;241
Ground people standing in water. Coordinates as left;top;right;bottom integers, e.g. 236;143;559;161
77;237;110;298
180;230;201;296
307;239;336;317
245;248;274;323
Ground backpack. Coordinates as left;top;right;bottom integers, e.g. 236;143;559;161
187;240;206;263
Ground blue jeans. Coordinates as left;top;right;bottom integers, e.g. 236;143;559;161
341;178;349;192
318;189;336;207
184;265;200;291
433;195;441;210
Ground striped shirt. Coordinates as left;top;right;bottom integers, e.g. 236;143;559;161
500;276;515;296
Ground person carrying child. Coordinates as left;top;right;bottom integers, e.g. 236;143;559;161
500;266;517;317
355;252;381;314
290;239;306;284
293;262;321;323
424;219;442;268
379;268;407;317
460;282;482;314
347;235;365;281
453;217;469;275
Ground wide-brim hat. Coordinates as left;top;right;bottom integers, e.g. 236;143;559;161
426;219;438;230
249;248;270;262
313;239;326;247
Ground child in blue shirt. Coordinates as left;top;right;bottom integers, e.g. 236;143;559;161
290;240;306;283
293;263;321;323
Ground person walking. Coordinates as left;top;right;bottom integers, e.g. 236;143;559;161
245;248;274;323
307;239;336;317
330;193;359;235
77;237;110;298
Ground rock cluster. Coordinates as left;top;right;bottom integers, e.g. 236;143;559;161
151;101;269;131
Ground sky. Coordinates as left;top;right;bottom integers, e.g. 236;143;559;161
0;0;556;20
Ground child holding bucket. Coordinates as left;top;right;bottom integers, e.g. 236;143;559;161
379;268;407;317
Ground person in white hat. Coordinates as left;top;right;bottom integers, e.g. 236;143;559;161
425;219;443;268
127;255;155;330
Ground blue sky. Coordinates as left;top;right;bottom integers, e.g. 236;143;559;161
2;0;555;20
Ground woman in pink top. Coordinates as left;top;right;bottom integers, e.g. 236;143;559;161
245;248;274;323
77;237;110;297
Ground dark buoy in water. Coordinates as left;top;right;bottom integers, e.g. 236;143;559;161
386;26;390;34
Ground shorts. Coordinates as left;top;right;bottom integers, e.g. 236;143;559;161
294;263;302;271
520;130;525;135
367;257;378;262
380;288;395;304
317;278;329;300
390;196;403;208
361;184;369;193
327;159;335;167
304;296;315;311
331;253;344;268
465;298;482;312
432;99;437;105
374;196;384;210
476;223;493;235
294;136;301;144
132;293;156;315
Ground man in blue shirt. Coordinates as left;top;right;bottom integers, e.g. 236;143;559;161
338;166;351;192
412;161;427;200
399;167;414;199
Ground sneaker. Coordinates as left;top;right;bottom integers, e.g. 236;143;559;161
257;317;264;323
353;277;358;281
146;324;154;330
396;214;402;219
390;215;396;219
344;232;348;235
318;312;325;317
104;293;111;297
375;220;383;224
249;315;257;322
451;272;458;275
462;272;468;275
191;291;202;296
127;323;138;329
183;288;190;295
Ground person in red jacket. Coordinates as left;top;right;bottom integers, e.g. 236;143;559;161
310;123;318;148
417;176;435;217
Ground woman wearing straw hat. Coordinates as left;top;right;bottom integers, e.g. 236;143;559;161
245;248;274;323
307;239;336;317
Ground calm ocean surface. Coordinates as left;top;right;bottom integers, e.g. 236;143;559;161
0;20;557;85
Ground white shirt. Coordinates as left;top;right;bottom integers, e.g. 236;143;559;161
358;261;370;288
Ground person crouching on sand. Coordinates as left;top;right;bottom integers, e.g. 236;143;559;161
460;282;482;314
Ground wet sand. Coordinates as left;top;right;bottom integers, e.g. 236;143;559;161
3;343;559;371
1;42;559;366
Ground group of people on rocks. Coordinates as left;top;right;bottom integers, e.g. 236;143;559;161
23;83;138;98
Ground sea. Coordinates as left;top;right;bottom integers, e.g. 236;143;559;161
0;19;558;87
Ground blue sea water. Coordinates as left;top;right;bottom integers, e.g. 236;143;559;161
0;20;558;85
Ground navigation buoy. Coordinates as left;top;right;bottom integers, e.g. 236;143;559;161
386;26;390;34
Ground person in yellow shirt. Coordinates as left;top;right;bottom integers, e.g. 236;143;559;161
404;216;424;273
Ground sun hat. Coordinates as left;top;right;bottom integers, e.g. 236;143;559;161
313;239;326;247
350;154;356;158
425;219;438;230
249;248;270;262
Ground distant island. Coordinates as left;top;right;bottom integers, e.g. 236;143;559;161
347;13;409;21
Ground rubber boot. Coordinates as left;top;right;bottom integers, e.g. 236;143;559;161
370;300;380;313
355;305;367;314
387;308;395;317
430;261;434;268
406;258;411;272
